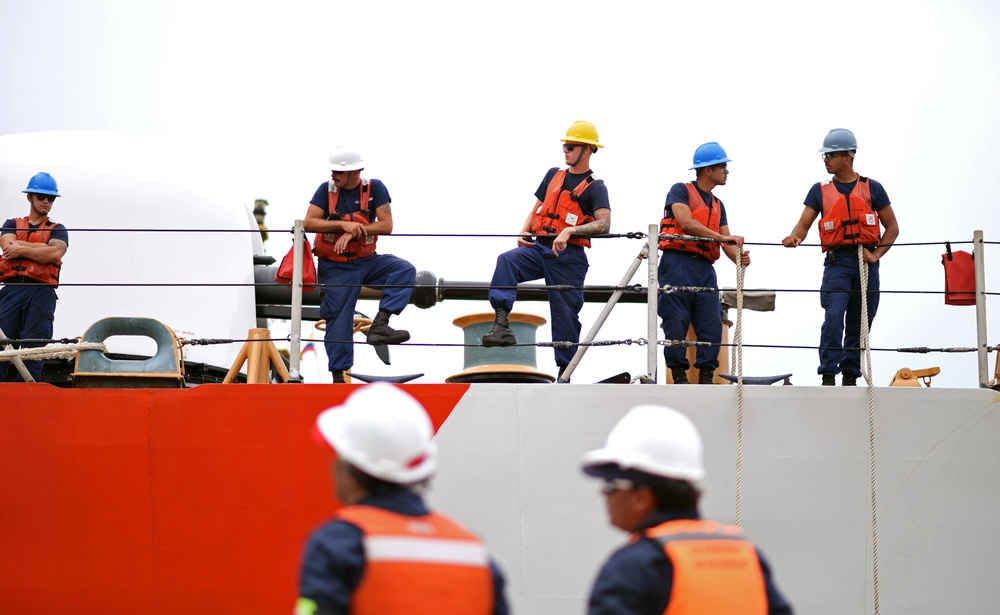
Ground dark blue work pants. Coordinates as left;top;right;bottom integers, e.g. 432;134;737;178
0;284;57;382
488;242;588;368
819;249;880;377
657;250;721;371
317;253;415;372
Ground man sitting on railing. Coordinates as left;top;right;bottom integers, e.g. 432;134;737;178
481;121;611;382
304;147;416;384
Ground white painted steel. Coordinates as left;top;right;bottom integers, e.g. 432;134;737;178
429;384;1000;615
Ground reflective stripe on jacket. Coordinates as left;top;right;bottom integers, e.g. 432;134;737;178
644;518;767;615
817;176;880;252
335;504;494;615
0;217;62;286
530;169;596;248
658;183;722;263
313;179;377;262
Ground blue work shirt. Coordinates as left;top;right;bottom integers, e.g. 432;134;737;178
662;182;729;227
2;218;70;247
310;179;391;217
534;167;611;216
803;177;891;212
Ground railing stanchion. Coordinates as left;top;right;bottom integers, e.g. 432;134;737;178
289;220;305;381
647;224;658;383
974;229;988;387
558;242;649;383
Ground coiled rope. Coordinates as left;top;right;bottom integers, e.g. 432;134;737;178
858;245;881;615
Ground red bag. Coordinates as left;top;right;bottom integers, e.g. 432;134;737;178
942;246;976;306
274;238;317;293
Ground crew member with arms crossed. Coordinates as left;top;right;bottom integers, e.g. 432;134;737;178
0;172;69;382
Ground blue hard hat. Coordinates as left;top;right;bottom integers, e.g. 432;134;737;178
689;142;731;170
22;172;61;197
818;128;857;153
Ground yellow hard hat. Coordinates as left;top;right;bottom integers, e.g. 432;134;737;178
562;120;603;148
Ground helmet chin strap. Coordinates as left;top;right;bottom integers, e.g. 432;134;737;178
571;147;585;168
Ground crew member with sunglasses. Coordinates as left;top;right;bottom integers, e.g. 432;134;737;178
781;129;899;386
481;121;611;382
304;147;416;384
658;142;750;385
582;404;793;615
0;172;69;382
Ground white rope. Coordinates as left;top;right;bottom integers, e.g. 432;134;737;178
0;341;107;361
733;257;745;528
858;245;880;615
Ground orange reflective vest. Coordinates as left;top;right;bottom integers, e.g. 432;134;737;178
658;183;722;263
644;519;767;615
530;169;597;248
313;179;377;262
817;176;880;252
335;505;494;615
0;217;63;287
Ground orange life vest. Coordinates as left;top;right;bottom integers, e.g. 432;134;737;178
658;183;722;263
530;169;597;248
0;217;63;287
313;179;378;262
643;518;767;615
817;176;880;252
335;505;494;615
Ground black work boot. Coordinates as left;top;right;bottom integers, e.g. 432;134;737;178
557;364;570;383
481;308;516;347
331;370;346;384
698;367;715;385
821;374;836;386
670;367;689;384
842;373;858;386
366;309;410;345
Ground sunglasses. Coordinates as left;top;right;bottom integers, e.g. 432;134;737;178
331;170;353;176
32;193;57;202
822;152;849;160
600;478;636;496
563;143;585;152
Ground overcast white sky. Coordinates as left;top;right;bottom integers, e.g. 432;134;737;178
2;0;999;386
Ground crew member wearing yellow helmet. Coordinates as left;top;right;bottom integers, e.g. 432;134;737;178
481;121;611;381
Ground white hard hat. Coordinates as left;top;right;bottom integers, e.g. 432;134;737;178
581;405;705;482
329;146;365;171
316;383;438;484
